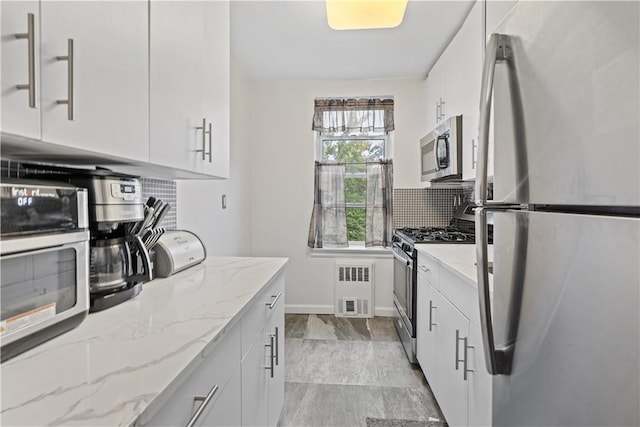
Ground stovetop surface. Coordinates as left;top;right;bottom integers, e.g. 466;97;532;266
394;226;476;244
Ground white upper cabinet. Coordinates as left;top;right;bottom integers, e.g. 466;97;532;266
455;1;483;181
150;0;230;178
2;1;41;139
485;0;518;40
423;0;506;183
201;1;230;178
2;1;148;159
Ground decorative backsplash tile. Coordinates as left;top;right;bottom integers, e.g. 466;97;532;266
140;177;177;230
0;160;177;230
393;187;465;229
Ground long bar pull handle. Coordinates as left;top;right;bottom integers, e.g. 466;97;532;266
455;329;463;371
185;384;219;427
266;292;282;310
265;334;275;378
274;326;279;366
463;339;473;381
15;13;36;108
207;122;212;163
440;98;445;118
196;118;206;160
428;300;436;332
56;39;74;120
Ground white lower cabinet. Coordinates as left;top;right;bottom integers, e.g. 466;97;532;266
241;275;285;427
139;323;242;426
416;251;492;427
139;273;285;427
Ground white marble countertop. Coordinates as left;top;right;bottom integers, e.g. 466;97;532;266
1;256;288;427
414;244;493;286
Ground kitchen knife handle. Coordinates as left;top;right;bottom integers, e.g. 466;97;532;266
15;13;36;108
55;39;74;120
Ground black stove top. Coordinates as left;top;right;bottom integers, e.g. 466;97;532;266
394;226;476;244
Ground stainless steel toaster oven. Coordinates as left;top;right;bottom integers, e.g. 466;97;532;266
1;180;89;362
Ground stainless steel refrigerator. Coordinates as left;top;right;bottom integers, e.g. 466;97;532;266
474;2;639;426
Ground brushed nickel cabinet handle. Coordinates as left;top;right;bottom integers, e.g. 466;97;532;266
266;292;282;309
207;122;213;163
455;329;462;371
196;118;206;160
428;300;436;332
55;39;74;120
185;384;219;427
15;13;36;108
265;334;275;378
274;326;279;366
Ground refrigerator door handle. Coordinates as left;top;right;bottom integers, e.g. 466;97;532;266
476;206;522;376
476;33;529;205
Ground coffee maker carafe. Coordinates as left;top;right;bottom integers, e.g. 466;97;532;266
71;171;153;312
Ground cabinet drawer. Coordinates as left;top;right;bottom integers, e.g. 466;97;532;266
438;266;481;329
241;275;285;357
417;251;440;286
138;322;241;426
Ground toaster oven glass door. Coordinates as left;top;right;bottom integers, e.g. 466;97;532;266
1;245;80;336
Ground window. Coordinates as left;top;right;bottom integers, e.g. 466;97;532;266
317;131;388;242
308;97;394;249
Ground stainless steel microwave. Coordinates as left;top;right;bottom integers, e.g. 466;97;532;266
0;180;89;362
420;115;463;182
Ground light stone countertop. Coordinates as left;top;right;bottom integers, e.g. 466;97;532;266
414;244;493;286
0;256;288;427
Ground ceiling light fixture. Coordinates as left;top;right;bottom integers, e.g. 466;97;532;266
326;0;409;30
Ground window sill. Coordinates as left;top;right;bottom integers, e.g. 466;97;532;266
308;244;392;258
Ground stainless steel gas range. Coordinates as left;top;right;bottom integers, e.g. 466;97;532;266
392;202;488;363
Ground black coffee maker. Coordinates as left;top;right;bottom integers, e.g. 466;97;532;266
69;170;153;312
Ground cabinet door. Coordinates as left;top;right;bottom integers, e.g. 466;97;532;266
458;1;483;181
241;329;270;426
150;1;206;173
467;324;492;427
197;367;242;427
39;1;148;160
1;1;41;139
416;278;440;393
435;295;469;427
201;0;230;179
267;282;285;427
485;0;518;41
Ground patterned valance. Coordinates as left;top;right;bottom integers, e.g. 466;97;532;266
312;98;395;133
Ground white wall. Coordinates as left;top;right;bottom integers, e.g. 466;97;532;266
249;78;425;315
177;62;253;256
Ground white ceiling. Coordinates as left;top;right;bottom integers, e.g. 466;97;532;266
230;0;475;81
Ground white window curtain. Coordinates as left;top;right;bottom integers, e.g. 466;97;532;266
312;98;394;134
365;160;393;247
308;162;348;248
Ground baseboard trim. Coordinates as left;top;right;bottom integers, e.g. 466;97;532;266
285;304;334;314
285;304;395;317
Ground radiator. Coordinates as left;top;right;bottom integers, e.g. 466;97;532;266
334;261;374;318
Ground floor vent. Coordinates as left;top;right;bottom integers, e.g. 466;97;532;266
334;261;374;318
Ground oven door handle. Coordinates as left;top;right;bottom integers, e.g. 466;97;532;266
392;249;411;266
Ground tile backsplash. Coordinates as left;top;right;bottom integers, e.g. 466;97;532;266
1;160;177;230
393;186;469;229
